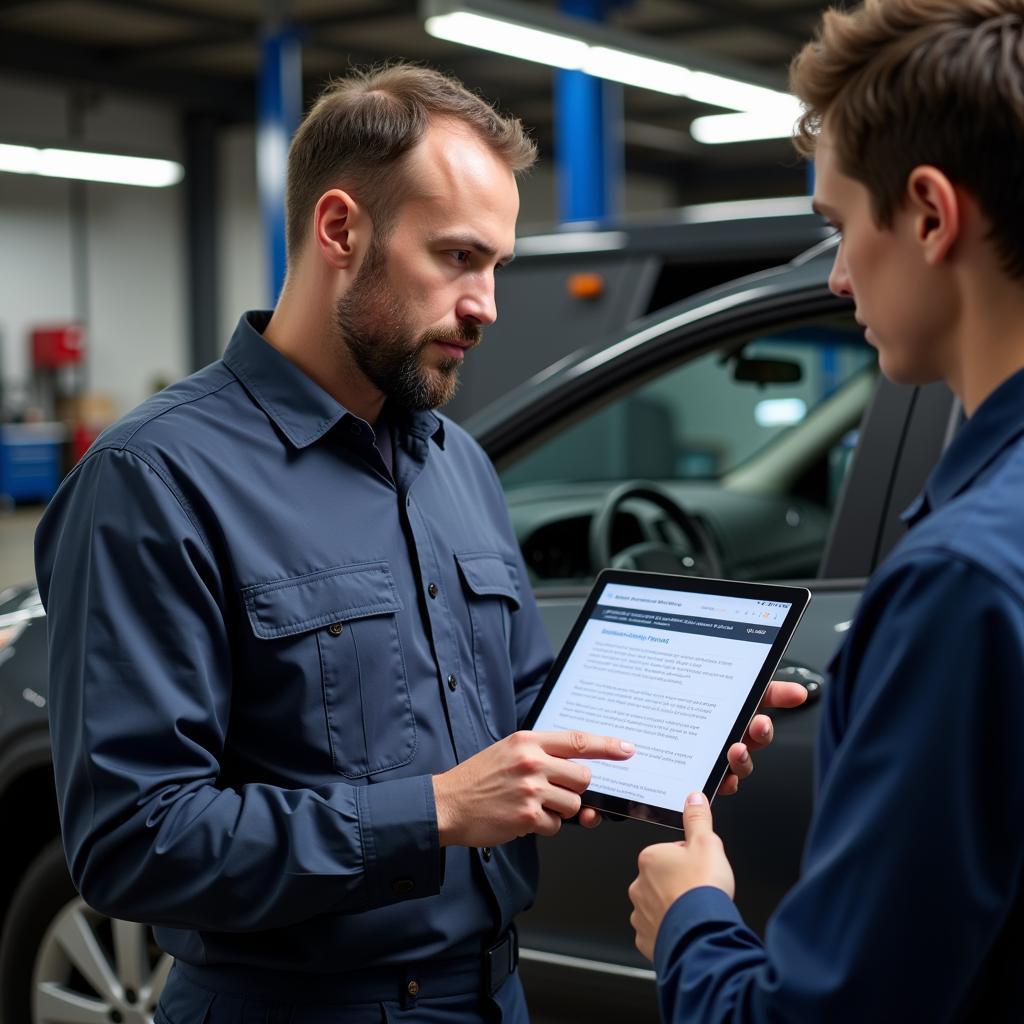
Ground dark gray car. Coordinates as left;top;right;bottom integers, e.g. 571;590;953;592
0;241;958;1023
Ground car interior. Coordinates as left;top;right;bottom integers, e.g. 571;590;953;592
498;313;878;587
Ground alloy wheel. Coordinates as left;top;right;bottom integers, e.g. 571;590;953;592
31;897;171;1024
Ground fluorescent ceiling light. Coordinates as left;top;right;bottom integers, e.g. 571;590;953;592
0;143;184;187
424;7;799;126
689;108;801;145
426;12;588;69
582;47;690;97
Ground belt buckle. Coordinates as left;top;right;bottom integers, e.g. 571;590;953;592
484;928;518;996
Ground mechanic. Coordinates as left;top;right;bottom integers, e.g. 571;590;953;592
35;65;797;1024
628;2;1024;1020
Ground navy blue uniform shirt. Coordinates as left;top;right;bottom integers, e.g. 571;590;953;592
653;368;1024;1021
35;312;553;972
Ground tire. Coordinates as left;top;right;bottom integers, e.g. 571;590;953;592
0;838;171;1024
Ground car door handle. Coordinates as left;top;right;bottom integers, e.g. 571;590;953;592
773;662;823;704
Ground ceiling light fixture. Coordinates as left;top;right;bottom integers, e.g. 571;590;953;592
422;0;802;143
0;143;184;187
689;110;800;145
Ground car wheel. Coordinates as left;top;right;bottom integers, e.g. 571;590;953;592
0;838;172;1024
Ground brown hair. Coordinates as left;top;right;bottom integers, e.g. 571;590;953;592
790;0;1024;279
285;62;537;261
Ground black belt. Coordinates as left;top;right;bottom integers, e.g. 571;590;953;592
175;928;519;1007
483;927;519;997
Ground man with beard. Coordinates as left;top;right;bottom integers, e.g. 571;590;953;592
35;64;793;1024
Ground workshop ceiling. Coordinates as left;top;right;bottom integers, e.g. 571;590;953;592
0;0;839;203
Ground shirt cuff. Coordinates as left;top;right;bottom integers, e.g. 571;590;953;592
654;886;744;973
356;774;442;907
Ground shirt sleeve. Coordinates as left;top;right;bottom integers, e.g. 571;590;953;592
652;551;1024;1022
35;446;442;932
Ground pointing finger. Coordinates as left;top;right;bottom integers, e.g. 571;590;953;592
535;730;636;760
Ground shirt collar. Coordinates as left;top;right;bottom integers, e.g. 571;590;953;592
902;366;1024;525
223;311;445;450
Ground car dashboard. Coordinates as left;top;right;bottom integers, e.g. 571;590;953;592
505;480;830;585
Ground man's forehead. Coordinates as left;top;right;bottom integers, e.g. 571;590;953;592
415;132;514;206
399;121;518;250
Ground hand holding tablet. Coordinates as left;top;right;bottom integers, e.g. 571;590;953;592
524;570;811;830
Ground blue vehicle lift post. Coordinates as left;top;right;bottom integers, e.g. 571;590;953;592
258;14;302;305
554;0;624;224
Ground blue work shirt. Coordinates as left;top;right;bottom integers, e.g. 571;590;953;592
654;369;1024;1022
35;311;553;973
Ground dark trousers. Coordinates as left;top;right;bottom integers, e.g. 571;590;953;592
154;961;529;1024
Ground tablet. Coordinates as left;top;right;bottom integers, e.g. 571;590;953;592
523;569;811;830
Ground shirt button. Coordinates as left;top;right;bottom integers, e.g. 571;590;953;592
447;674;458;692
482;847;493;862
428;583;438;599
327;622;343;637
392;878;415;895
407;980;420;997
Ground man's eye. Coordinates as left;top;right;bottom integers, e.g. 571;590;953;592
451;250;471;264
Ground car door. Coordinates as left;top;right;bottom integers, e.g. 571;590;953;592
474;269;956;1022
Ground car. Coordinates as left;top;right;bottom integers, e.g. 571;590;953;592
0;238;960;1024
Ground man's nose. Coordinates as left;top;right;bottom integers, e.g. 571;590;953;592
828;245;853;298
457;276;498;327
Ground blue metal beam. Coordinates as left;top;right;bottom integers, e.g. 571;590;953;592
554;0;623;224
258;24;302;304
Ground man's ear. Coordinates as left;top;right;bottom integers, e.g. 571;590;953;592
313;189;369;270
906;166;960;266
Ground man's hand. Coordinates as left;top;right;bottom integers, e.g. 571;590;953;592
433;730;635;847
628;793;735;961
718;679;808;796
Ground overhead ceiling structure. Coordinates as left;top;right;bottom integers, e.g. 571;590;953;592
0;0;834;204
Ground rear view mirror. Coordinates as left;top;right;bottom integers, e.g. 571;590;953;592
732;356;803;385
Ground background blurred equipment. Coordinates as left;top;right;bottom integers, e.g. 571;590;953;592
0;421;66;505
29;323;84;422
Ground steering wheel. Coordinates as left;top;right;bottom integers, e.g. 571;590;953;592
588;480;723;577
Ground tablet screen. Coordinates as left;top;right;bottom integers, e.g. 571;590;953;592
528;574;808;825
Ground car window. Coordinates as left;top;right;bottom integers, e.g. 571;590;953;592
499;316;877;585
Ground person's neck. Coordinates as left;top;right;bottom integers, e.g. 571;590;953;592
262;276;385;425
946;270;1024;417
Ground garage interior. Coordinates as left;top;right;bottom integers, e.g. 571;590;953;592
0;3;837;1022
0;0;830;576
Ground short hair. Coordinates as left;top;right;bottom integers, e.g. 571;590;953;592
285;62;537;261
790;0;1024;280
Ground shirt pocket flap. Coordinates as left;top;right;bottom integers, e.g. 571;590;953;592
243;561;403;640
455;552;521;610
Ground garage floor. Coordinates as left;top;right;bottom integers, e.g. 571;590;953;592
0;504;43;589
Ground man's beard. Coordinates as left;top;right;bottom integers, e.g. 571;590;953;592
334;242;481;411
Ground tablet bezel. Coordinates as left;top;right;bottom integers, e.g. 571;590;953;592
522;568;812;830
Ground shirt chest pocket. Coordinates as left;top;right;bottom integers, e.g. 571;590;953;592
456;552;522;742
243;562;415;779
